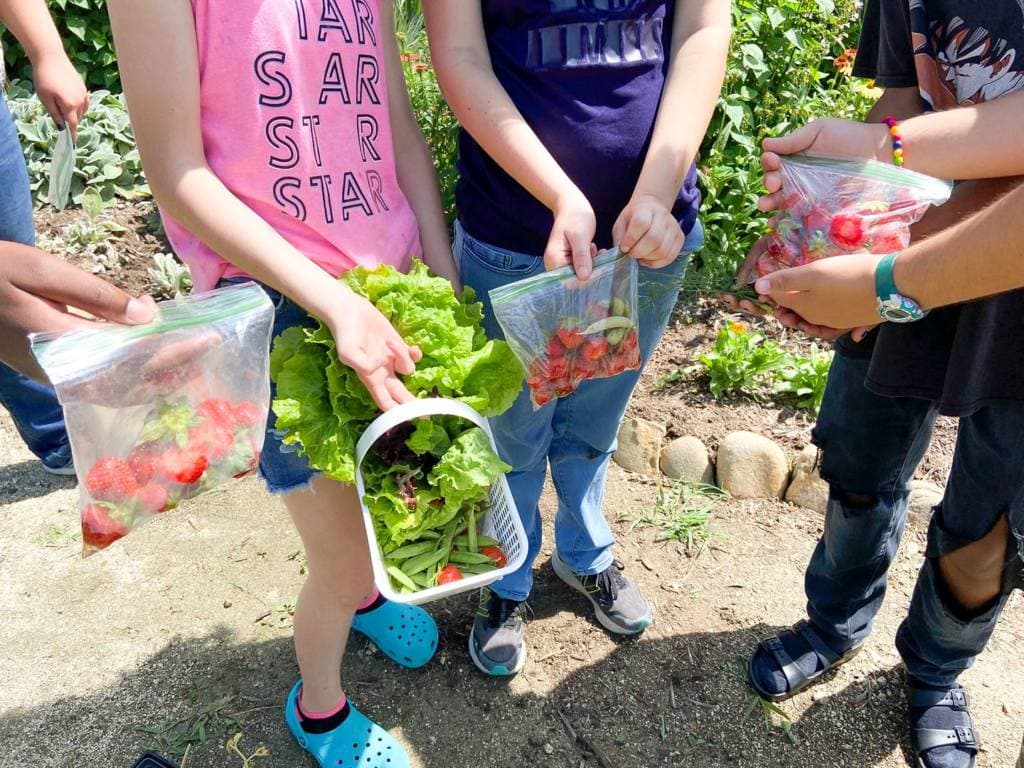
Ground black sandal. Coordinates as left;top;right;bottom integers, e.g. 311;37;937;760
910;687;979;768
747;619;863;702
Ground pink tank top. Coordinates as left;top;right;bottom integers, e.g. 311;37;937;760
164;0;420;292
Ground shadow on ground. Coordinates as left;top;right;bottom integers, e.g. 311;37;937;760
1;596;910;768
0;459;76;505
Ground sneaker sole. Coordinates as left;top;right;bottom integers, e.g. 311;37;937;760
550;551;652;636
467;632;527;677
41;463;76;477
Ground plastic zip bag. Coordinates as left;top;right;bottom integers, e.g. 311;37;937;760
755;155;952;278
47;126;75;211
490;250;640;408
31;282;275;556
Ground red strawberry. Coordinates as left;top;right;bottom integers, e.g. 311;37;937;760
196;398;236;428
581;336;609;362
135;484;171;514
82;503;130;549
479;545;508;569
159;447;209;485
545;356;570;381
574;356;601;379
437;565;463;585
533;392;553;406
868;224;910;254
189;421;235;462
85;457;139;502
545;337;566;360
555;327;585;350
232;401;264;429
126;444;157;485
802;203;831;232
829;214;868;250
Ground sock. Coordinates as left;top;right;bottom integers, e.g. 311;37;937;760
906;680;975;768
749;623;853;697
356;588;386;615
297;692;351;734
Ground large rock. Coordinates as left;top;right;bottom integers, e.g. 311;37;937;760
908;479;945;523
785;445;829;514
716;431;789;500
614;417;666;476
660;436;714;485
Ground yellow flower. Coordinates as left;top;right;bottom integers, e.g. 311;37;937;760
728;321;747;334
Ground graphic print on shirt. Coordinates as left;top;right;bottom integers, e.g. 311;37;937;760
254;0;391;226
910;0;1024;108
523;0;666;70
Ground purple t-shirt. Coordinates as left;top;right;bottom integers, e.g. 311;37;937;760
456;0;701;254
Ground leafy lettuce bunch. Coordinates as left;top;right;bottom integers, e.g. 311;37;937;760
269;261;522;484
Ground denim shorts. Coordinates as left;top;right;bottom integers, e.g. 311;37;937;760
220;278;319;494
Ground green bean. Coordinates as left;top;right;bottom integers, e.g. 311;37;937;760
386;540;437;561
449;550;496;565
401;547;448;576
387;566;418;592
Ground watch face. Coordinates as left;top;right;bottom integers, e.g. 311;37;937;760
878;295;924;323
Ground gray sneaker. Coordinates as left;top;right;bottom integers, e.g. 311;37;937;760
551;550;652;635
468;587;528;677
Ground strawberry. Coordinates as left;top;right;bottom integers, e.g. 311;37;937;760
159;446;209;485
141;399;202;448
533;392;553;406
801;203;831;232
196;398;236;428
868;223;910;254
437;565;463;585
581;336;609;362
135;484;171;514
189;421;235;462
545;356;570;381
126;444;157;485
802;230;832;261
82;503;130;549
232;401;264;429
555;327;585;350
85;457;139;502
479;545;508;569
545;336;566;360
828;213;868;250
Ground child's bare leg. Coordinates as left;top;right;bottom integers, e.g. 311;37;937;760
284;475;374;712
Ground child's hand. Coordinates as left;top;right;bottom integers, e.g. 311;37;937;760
33;52;89;140
545;192;597;281
613;195;685;269
327;295;422;411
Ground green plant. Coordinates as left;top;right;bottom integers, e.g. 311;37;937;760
694;322;790;400
149;252;194;299
624;481;728;553
743;693;800;746
63;187;126;247
7;81;149;206
225;733;269;768
773;342;833;413
2;0;119;90
695;0;876;282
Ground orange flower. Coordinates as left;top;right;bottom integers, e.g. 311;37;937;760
414;63;431;72
399;52;421;63
834;47;857;75
728;321;747;335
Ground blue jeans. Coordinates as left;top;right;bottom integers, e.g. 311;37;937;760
220;278;319;495
455;220;705;601
0;96;71;469
807;349;1024;687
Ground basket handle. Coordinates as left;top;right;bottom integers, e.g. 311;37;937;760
354;397;492;472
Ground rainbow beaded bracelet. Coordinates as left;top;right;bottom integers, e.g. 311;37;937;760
883;115;904;166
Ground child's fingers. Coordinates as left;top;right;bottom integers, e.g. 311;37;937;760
619;207;654;253
757;191;784;212
628;219;668;261
569;231;593;281
760;151;782;172
762;122;821;158
386;336;417;376
762;169;783;194
385;375;416;406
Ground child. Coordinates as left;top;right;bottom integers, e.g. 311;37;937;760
425;0;730;675
0;0;89;474
107;1;457;765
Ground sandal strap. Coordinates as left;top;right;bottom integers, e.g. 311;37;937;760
914;726;980;755
910;687;970;710
757;620;841;693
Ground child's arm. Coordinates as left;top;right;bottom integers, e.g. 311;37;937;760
107;0;418;411
379;1;458;288
425;1;597;279
0;241;155;380
0;0;88;136
614;0;731;268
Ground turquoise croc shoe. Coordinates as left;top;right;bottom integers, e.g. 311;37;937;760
285;681;409;768
351;599;438;669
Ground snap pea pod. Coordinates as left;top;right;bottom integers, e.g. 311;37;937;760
466;507;477;552
387;566;418;592
449;550;497;565
386;540;437;561
419;530;442;540
458;562;498;575
410;570;435;588
454;533;500;549
401;547;448;576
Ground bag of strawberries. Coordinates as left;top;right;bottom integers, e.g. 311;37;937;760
31;282;275;556
490;250;640;408
754;155;952;278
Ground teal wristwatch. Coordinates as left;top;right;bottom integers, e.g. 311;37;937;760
875;253;927;323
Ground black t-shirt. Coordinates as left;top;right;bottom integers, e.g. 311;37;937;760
847;0;1024;416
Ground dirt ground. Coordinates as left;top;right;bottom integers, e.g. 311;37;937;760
0;205;1020;767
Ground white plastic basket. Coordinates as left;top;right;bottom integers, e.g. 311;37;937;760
354;398;528;605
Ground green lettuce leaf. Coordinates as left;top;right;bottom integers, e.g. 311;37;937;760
429;427;512;515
